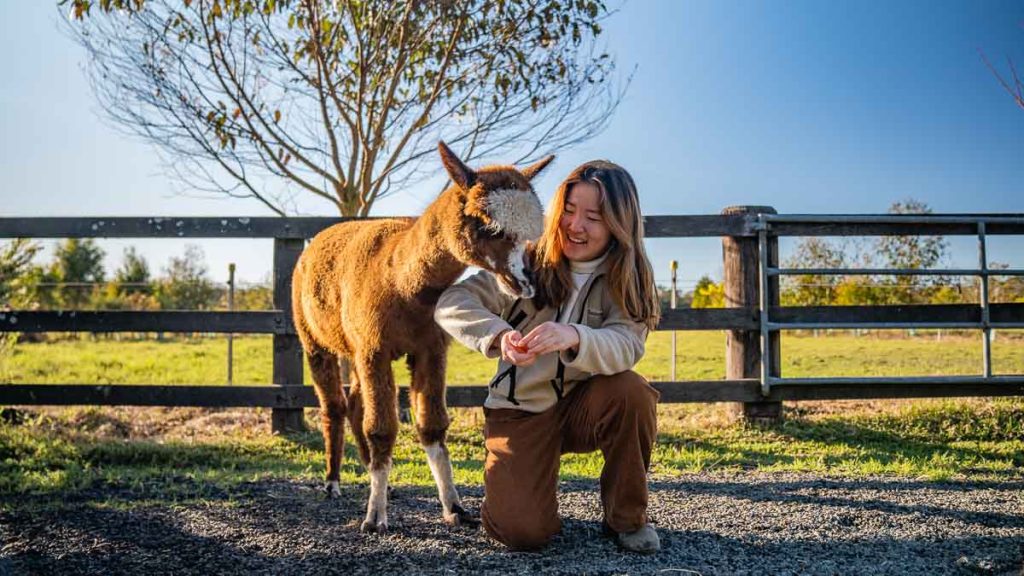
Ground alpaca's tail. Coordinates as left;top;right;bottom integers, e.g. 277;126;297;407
342;359;372;467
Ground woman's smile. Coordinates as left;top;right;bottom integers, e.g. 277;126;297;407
561;181;611;262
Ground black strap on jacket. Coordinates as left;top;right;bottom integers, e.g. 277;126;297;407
489;298;526;406
549;359;566;400
490;364;520;405
550;275;604;401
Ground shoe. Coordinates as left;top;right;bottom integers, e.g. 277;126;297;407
617;523;660;554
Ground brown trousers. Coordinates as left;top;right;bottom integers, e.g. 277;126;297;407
481;370;659;551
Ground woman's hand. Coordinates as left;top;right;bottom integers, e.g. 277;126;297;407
499;330;537;366
519;322;580;356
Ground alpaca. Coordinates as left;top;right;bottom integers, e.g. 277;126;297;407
291;142;552;532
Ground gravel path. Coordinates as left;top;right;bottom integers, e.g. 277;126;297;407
2;473;1022;575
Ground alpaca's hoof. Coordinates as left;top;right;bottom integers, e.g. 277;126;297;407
360;519;388;533
444;504;481;528
360;506;389;533
324;481;340;499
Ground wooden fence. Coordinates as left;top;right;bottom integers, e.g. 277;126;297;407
2;209;1024;432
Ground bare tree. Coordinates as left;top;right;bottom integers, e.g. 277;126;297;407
63;0;628;216
980;41;1024;111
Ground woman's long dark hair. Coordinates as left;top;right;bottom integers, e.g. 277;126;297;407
532;161;660;330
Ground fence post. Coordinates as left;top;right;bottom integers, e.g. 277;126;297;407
227;262;235;385
670;260;678;383
273;238;306;434
722;205;782;424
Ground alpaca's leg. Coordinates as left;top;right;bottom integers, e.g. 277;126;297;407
308;348;346;498
342;358;371;466
409;348;477;527
354;350;399;533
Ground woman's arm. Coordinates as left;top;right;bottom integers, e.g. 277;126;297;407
561;313;647;375
434;270;517;358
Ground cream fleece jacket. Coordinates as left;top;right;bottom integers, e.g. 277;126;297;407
434;259;647;412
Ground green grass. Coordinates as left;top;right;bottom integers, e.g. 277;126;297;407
1;336;275;385
3;398;1022;507
1;332;1023;508
6;330;1024;384
651;401;1024;481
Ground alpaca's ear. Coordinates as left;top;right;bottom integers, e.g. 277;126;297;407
438;141;476;189
521;155;555;181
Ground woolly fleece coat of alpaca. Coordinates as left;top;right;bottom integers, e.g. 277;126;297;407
291;168;545;369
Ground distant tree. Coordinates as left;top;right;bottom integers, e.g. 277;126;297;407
875;199;948;305
64;0;625;216
52;239;106;283
782;200;952;306
0;240;38;368
876;199;947;270
92;282;161;311
15;266;61;310
51;239;106;308
155;245;220;310
690;275;724;308
929;284;966;305
833;276;892;306
990;262;1024;304
678;289;694;309
780;237;848;306
0;239;42;307
230;284;273;311
114;247;151;295
663;283;694;309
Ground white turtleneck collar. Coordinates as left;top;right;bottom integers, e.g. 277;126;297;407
559;250;610;323
568;250;609;274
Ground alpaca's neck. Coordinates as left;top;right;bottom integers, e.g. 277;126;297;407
390;188;466;299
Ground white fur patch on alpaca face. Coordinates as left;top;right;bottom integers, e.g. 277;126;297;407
483;188;544;241
500;241;534;299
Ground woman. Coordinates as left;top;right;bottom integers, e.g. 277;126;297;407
434;161;662;554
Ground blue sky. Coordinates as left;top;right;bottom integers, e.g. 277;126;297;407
1;1;1023;287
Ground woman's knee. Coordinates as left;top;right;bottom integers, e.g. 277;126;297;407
482;502;560;551
590;370;659;412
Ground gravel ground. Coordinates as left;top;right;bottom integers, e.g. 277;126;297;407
2;473;1022;576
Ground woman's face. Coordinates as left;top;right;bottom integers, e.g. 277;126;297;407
560;181;612;262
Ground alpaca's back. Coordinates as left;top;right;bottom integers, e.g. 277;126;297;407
292;218;411;357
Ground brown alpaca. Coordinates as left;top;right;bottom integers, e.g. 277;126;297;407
291;142;552;532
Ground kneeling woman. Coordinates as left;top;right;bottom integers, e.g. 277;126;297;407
434;161;662;554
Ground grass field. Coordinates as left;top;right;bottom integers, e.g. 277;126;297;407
1;331;1023;506
5;330;1024;385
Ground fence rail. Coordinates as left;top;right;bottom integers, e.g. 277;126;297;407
3;211;1024;431
3;377;1024;409
0;215;756;240
0;311;290;334
3;304;1022;334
